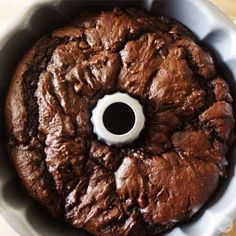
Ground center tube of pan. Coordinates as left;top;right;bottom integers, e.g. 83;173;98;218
91;92;145;147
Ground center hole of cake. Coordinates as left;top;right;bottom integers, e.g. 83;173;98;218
103;102;135;135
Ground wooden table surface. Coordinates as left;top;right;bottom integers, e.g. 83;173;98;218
0;0;235;236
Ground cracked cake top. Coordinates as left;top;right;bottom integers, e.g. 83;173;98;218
5;8;235;236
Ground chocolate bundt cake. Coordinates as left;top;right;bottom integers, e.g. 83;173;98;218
5;8;235;236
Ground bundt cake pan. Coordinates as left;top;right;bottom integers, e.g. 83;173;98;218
0;0;235;236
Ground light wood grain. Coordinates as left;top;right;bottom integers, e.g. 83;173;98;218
0;1;235;236
223;223;236;236
211;0;236;24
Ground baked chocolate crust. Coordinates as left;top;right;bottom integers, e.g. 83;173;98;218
5;8;235;236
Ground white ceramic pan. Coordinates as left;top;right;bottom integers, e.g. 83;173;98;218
0;0;235;236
